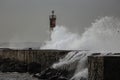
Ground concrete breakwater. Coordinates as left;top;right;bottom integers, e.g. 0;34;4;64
88;54;120;80
0;48;70;71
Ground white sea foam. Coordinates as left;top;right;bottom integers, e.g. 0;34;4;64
41;17;120;80
41;17;120;52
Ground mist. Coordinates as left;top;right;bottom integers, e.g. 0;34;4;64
41;17;120;52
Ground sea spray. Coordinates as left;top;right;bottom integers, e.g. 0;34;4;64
52;51;87;71
52;51;92;80
41;26;80;50
41;17;120;52
41;17;120;80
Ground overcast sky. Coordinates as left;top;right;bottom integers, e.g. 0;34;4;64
0;0;120;43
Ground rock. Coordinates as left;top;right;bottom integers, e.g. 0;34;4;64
27;62;41;74
80;77;87;80
34;68;68;80
56;76;68;80
0;58;42;73
0;58;28;72
49;75;59;80
14;63;27;72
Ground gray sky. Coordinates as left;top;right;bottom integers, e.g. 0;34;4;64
0;0;120;43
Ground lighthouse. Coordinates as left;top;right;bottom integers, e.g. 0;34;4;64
49;10;56;40
49;10;56;31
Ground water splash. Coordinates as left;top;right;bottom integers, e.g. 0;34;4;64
41;17;120;52
41;26;80;50
52;51;92;80
41;17;120;80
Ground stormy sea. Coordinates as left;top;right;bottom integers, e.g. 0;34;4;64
0;16;120;80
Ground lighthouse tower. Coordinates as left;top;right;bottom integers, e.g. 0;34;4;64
49;10;56;40
49;10;56;31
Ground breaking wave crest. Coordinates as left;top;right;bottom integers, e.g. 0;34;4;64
41;17;120;80
41;16;120;52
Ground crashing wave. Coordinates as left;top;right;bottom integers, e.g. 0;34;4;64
41;17;120;80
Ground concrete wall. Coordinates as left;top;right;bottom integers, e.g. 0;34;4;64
0;49;70;70
88;55;104;80
88;54;120;80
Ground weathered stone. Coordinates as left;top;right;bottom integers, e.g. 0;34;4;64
34;68;68;80
0;49;70;70
88;55;120;80
27;62;41;73
0;58;42;73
